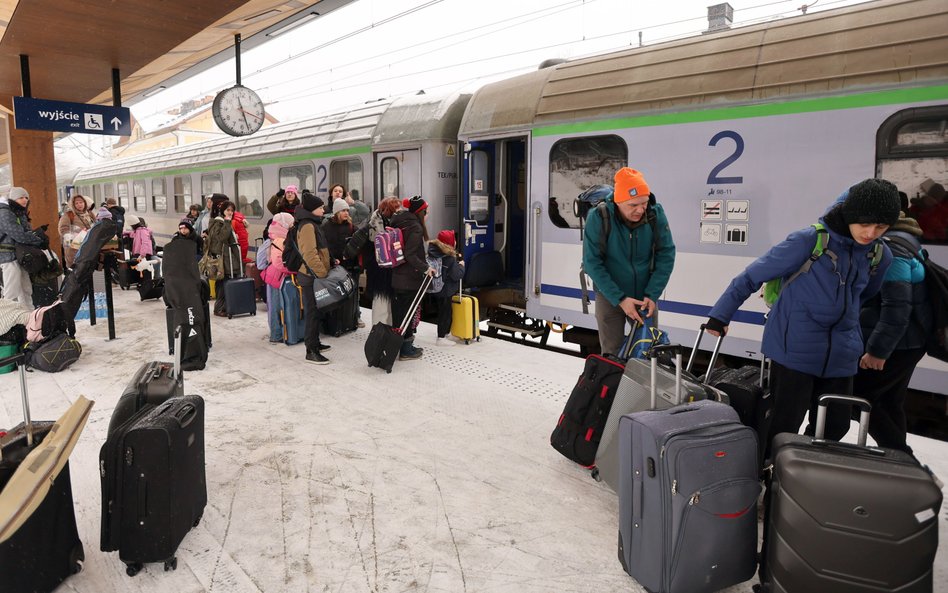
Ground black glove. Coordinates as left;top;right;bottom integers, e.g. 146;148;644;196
39;224;49;232
277;189;286;198
704;317;727;334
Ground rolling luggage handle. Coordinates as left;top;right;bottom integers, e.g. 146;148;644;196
398;274;434;334
0;352;33;447
648;344;683;408
688;324;768;388
814;394;870;447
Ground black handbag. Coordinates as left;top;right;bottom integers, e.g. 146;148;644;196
15;245;48;275
312;266;355;311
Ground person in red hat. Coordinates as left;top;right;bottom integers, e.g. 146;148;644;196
390;196;437;359
427;229;466;346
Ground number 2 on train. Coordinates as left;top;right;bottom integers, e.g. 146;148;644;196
317;164;327;193
707;130;744;185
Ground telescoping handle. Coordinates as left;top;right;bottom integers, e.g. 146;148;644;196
173;325;184;383
686;323;724;378
649;344;683;408
399;273;434;334
815;394;871;447
0;352;33;447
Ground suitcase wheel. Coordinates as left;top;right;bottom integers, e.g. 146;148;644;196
70;544;85;574
164;557;178;572
464;339;470;345
193;513;203;528
228;314;233;319
126;562;143;577
590;468;601;482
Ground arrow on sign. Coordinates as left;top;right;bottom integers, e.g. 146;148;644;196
110;117;122;130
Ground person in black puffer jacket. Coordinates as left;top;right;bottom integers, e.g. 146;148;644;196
426;230;465;346
390;196;436;360
855;212;934;455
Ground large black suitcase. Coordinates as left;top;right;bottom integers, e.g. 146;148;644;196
99;394;207;576
223;277;256;318
321;283;360;337
0;354;85;593
760;395;943;593
364;275;431;373
550;353;625;468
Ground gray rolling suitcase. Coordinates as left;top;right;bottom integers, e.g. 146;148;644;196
593;344;727;490
760;395;943;593
617;399;760;593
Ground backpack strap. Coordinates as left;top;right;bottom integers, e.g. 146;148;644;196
867;240;884;276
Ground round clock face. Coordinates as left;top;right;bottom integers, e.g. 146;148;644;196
212;85;265;136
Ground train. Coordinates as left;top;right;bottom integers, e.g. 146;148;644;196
66;0;947;400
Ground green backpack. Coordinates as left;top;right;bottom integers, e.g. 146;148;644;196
762;223;883;308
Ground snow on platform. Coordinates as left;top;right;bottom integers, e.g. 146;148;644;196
1;287;945;593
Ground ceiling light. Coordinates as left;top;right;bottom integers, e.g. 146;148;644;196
142;86;166;98
245;9;280;23
266;12;319;38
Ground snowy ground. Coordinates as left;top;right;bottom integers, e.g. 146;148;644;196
1;286;945;593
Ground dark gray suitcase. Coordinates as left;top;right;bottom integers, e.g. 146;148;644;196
223;277;256;318
594;345;727;490
760;395;943;593
107;329;184;434
618;399;760;593
99;394;207;576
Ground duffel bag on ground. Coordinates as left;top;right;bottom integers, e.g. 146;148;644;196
24;334;82;372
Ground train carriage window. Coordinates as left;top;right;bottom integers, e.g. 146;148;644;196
279;165;314;195
201;174;222;198
103;183;114;201
548;135;628;229
468;150;490;224
117;182;129;209
173;176;192;213
133;180;147;212
92;184;101;203
380;158;399;199
235;168;264;219
330;159;364;204
877;107;948;244
151;178;167;213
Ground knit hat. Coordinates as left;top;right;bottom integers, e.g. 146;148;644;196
272;212;295;230
403;195;428;214
890;212;924;237
613;168;649;204
178;218;194;232
96;206;113;220
285;184;299;196
332;198;350;213
437;230;456;247
842;179;901;226
302;192;324;212
125;214;141;227
9;187;29;201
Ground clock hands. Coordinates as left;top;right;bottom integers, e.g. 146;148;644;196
239;108;263;122
236;96;250;130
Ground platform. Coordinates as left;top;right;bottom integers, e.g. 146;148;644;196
1;287;945;592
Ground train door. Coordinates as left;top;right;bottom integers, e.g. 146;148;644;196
376;149;421;201
461;139;527;286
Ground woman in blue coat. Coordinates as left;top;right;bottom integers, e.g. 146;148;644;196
704;179;900;451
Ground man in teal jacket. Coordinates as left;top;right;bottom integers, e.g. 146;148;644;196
583;168;676;355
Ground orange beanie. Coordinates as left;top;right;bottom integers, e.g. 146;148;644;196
613;168;649;204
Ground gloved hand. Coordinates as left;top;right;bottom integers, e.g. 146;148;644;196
277;189;286;198
704;317;728;336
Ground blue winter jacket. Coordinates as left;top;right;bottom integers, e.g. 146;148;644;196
709;220;892;378
582;201;676;306
859;230;932;359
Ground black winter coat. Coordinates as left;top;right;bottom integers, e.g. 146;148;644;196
322;218;355;266
390;210;428;293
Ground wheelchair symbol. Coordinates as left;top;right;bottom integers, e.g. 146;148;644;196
85;113;103;130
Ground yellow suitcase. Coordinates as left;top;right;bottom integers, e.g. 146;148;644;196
450;294;480;344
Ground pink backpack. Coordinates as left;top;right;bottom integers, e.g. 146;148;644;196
374;227;405;268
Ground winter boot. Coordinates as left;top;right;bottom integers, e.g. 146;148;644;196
306;347;330;365
398;338;423;360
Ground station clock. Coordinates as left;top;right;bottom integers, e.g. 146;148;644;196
212;85;265;137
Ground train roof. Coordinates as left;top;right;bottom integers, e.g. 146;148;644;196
458;0;948;137
73;92;470;182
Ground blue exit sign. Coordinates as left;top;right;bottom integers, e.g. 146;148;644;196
13;96;131;136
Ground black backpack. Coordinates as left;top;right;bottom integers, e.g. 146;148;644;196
282;220;308;272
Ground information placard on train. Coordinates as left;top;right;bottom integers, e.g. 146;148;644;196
13;96;131;136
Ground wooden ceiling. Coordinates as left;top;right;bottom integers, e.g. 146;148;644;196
0;0;354;108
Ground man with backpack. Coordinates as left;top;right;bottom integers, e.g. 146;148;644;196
288;192;332;364
854;212;934;456
704;179;900;452
582;167;676;356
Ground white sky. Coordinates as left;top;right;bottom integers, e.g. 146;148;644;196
127;0;875;131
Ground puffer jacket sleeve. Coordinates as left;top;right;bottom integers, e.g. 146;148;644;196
643;204;676;301
709;227;817;324
863;256;913;359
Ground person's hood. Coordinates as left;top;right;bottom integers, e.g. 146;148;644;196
428;239;455;256
66;195;94;217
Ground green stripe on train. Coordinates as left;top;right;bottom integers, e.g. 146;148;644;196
78;145;372;185
533;84;948;137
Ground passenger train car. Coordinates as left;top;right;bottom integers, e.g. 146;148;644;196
67;0;947;398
